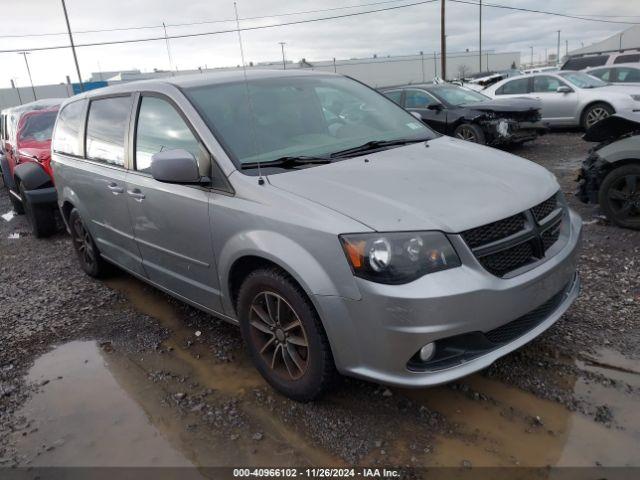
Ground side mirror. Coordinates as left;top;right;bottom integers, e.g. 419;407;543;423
427;103;444;111
556;86;572;93
410;111;423;120
150;149;205;184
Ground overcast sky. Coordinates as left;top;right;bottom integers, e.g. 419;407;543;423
0;0;636;87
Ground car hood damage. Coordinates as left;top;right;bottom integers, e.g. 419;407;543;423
583;113;640;144
268;137;558;233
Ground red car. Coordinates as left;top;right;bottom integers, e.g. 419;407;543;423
1;99;63;237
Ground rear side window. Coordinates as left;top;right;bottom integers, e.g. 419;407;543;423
53;100;85;156
616;67;640;82
135;96;203;173
562;56;607;70
496;78;530;95
383;90;403;105
404;89;438;108
588;68;610;81
85;96;132;167
532;76;564;92
614;54;640;64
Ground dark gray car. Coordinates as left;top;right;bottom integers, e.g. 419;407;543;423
51;70;582;401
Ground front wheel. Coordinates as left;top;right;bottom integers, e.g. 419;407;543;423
582;103;614;130
599;164;640;230
454;123;486;144
19;183;56;238
237;268;336;401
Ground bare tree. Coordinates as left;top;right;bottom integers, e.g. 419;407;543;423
457;64;470;79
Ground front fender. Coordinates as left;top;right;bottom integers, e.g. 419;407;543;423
14;162;52;190
217;229;361;316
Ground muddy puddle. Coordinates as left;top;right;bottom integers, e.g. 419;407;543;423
14;272;640;468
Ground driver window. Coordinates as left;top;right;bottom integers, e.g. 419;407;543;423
405;90;438;108
589;69;610;81
532;76;564;93
135;96;208;175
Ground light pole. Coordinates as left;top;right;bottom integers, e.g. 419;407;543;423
478;0;482;73
279;42;287;70
529;46;533;67
61;0;83;92
619;32;624;50
10;79;23;105
556;30;561;66
18;52;36;101
440;0;446;80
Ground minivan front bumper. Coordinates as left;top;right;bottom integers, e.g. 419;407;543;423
314;208;582;387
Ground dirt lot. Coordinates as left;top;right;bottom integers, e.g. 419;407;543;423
0;132;639;472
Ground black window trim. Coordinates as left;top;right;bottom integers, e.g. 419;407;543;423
83;93;134;170
130;90;234;195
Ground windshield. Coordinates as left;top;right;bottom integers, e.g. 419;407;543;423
185;75;435;166
558;72;607;88
18;112;57;142
432;86;490;106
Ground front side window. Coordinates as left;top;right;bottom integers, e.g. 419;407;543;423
135;96;204;173
558;72;607;89
85;96;131;166
497;78;530;95
52;100;85;156
383;90;402;105
587;68;610;81
616;67;640;82
404;90;438;108
18;111;58;142
185;75;434;167
532;76;565;93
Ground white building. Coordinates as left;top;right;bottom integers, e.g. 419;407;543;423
568;25;640;57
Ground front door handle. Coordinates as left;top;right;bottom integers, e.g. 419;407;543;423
127;189;146;201
107;182;124;194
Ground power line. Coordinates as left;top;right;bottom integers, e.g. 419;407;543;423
0;0;437;53
450;0;640;25
0;0;415;39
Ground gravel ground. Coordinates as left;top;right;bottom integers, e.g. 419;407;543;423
0;132;638;468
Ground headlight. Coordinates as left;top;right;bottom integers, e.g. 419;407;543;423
631;94;640;102
340;231;461;284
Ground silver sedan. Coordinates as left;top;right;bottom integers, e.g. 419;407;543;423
483;71;640;129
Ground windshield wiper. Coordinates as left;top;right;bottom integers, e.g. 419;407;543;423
241;156;332;170
329;138;430;158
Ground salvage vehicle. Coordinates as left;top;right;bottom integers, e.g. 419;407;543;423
52;70;582;401
577;113;640;230
584;64;640;87
561;50;640;70
381;83;542;146
484;71;640;129
1;99;64;237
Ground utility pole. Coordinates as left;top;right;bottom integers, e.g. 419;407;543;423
61;0;83;92
420;51;425;82
333;57;337;73
529;46;533;67
162;22;175;75
440;0;446;80
18;52;36;101
565;39;568;57
478;0;482;73
556;30;561;66
279;42;287;69
10;79;23;105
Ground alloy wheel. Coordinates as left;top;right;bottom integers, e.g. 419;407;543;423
72;217;96;269
248;291;309;381
607;174;640;220
456;126;477;142
585;107;610;128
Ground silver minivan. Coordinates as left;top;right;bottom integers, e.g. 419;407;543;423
52;70;582;401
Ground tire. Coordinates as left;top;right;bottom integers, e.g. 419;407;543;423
598;164;640;230
453;123;486;145
8;187;25;214
582;102;614;130
237;268;337;401
69;208;107;277
19;182;56;238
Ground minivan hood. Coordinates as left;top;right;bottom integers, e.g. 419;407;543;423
268;137;559;232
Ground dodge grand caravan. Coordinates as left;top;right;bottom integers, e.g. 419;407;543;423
51;70;582;401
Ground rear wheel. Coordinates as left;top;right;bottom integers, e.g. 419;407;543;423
19;182;56;238
69;208;107;277
599;164;640;230
454;123;486;145
237;268;336;401
582;102;614;130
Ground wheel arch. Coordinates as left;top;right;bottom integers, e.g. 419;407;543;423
580;100;615;128
13;162;52;191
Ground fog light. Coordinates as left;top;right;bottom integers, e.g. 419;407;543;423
419;342;436;362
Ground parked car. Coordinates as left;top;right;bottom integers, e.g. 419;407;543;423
577;113;640;230
483;71;640;129
1;99;64;236
561;50;640;70
584;64;640;87
52;70;581;401
381;83;542;146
